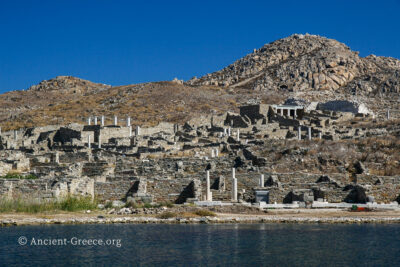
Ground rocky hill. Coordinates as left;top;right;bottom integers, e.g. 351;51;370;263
0;79;248;131
27;76;111;93
0;34;399;131
187;34;400;95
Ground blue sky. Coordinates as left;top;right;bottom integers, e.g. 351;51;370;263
0;0;399;93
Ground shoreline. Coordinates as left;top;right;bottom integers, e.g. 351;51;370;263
2;209;400;226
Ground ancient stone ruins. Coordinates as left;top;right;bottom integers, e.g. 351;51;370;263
0;97;398;210
1;34;400;210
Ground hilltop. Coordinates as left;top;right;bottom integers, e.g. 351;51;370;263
187;34;400;95
0;34;399;131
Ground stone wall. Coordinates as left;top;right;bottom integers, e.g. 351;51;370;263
239;104;271;123
140;122;175;136
99;126;130;143
1;157;399;204
0;177;94;200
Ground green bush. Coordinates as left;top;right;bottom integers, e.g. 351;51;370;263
195;210;216;217
143;203;153;209
0;173;38;179
158;201;174;208
105;201;113;209
58;196;98;212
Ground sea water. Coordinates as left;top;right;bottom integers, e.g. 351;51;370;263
1;223;400;266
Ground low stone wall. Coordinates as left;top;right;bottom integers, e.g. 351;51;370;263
94;176;199;203
0;177;94;200
100;126;130;143
95;177;134;201
0;179;50;199
140;122;175;136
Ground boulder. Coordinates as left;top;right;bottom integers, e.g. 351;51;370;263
112;200;125;208
317;100;374;115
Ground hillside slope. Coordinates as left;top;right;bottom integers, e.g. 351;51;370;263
0;34;399;131
187;34;400;95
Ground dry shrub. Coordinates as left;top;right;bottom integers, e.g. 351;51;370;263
194;209;216;217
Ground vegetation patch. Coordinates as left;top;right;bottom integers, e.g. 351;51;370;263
194;209;216;217
0;196;97;213
0;173;38;179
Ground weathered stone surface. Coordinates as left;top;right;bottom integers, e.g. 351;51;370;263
186;34;397;96
317;100;374;115
0;98;398;206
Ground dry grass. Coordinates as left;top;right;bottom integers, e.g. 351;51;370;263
0;82;243;131
194;209;216;217
0;76;303;131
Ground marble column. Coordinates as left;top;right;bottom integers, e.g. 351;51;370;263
54;151;59;164
232;177;238;202
206;171;212;201
298;126;301;140
231;167;237;201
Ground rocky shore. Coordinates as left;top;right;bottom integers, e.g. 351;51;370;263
2;210;400;226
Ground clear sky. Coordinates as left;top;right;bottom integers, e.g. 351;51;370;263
0;0;399;93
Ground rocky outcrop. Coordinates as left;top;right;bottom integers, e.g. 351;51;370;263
187;34;400;95
317;100;374;115
27;76;110;94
